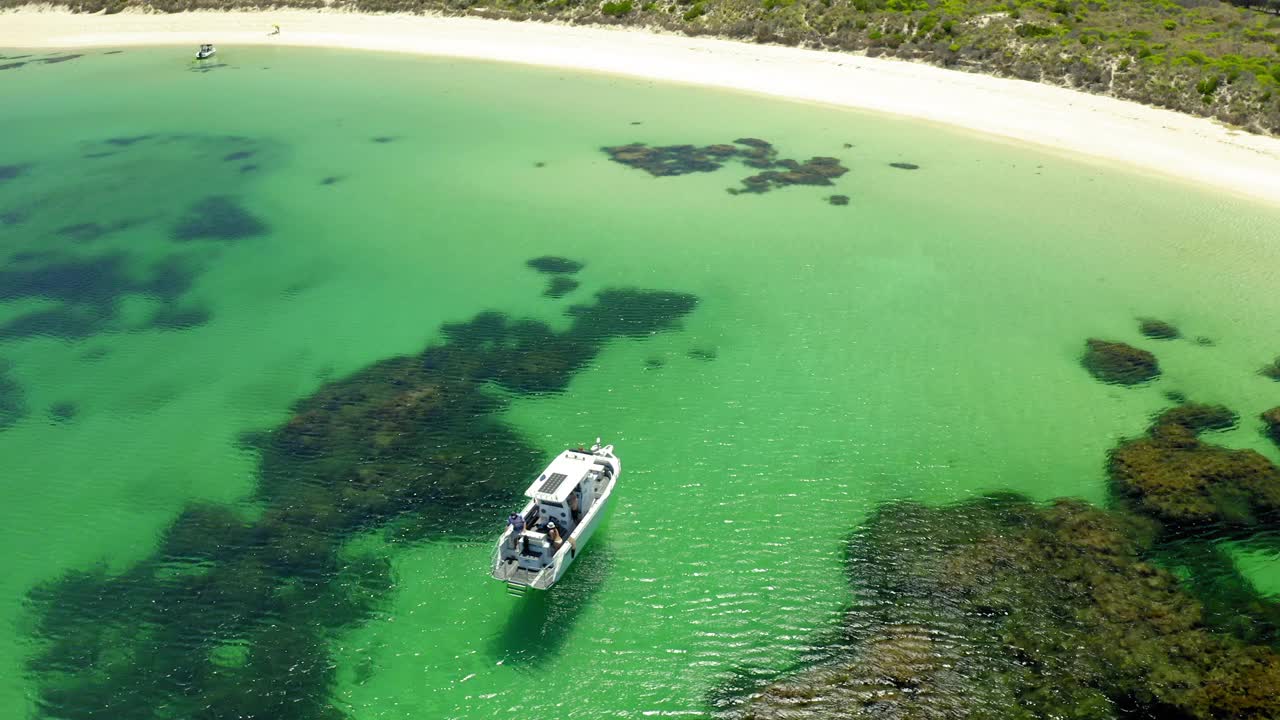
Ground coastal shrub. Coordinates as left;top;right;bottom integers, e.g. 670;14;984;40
25;0;1280;133
1016;22;1059;37
1179;48;1212;64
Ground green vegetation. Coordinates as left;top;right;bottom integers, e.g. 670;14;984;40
734;494;1280;720
14;0;1280;132
727;396;1280;719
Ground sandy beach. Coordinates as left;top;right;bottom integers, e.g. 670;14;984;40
4;8;1280;206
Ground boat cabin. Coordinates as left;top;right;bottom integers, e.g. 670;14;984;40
522;449;605;532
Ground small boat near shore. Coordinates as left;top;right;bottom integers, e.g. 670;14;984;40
195;44;216;60
492;440;620;596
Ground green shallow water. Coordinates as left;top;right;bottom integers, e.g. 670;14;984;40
2;45;1280;719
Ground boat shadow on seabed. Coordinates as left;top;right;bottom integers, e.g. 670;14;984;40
489;535;613;668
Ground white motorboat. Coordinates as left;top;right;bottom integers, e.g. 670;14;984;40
195;44;216;60
492;440;620;596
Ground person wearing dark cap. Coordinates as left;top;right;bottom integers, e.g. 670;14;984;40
506;512;525;550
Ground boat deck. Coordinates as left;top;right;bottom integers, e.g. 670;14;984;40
492;558;540;586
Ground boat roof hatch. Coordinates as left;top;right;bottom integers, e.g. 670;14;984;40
524;451;596;503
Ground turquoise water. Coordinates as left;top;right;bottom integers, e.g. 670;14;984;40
2;45;1280;719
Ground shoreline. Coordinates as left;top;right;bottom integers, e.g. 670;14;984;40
4;8;1280;208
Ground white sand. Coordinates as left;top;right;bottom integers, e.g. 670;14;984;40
4;8;1280;206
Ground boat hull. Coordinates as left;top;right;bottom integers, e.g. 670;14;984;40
538;477;613;588
491;448;619;592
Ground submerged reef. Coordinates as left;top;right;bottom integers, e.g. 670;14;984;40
0;253;200;340
1;133;276;343
1260;357;1280;381
0;53;82;71
732;156;847;195
0;359;27;431
171;195;268;242
602;138;848;197
188;62;228;74
48;401;78;423
526;257;584;297
0;306;108;341
103;135;154;148
1154;402;1239;433
1109;404;1280;530
1263;407;1280;447
888;162;920;170
1082;338;1160;385
687;347;717;361
147;305;211;331
56;219;141;244
25;283;698;720
2;208;31;226
544;276;579;298
827;194;849;206
732;495;1280;720
1156;538;1280;647
0;162;32;183
602;142;737;176
526;256;584;274
1139;317;1181;340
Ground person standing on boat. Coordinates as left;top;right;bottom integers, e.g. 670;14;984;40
506;513;525;549
547;522;563;552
